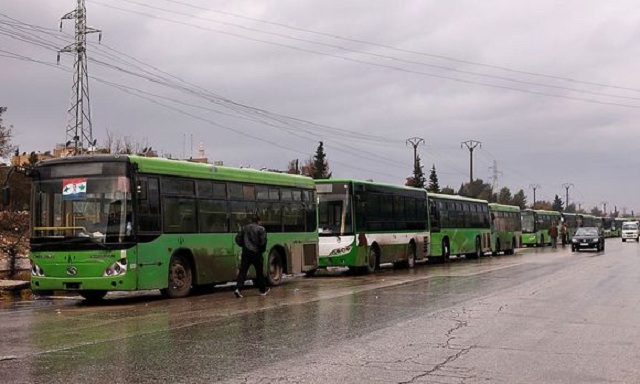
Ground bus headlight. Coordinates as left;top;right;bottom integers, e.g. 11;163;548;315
103;258;128;277
31;262;45;277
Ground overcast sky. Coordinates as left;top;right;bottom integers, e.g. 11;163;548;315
2;0;640;214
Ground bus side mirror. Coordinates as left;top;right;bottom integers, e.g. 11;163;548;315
2;187;10;207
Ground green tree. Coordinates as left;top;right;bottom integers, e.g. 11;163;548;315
440;186;455;195
512;189;527;209
497;187;512;204
552;195;564;211
458;179;493;201
427;164;440;193
533;200;553;210
309;141;331;179
0;107;15;158
590;206;603;216
405;155;426;188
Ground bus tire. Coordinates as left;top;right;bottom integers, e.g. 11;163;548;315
162;255;193;298
365;246;379;274
79;290;107;302
304;268;317;277
396;242;416;269
467;237;481;259
622;238;626;242
267;249;284;286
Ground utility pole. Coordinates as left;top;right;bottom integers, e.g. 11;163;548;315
488;160;502;191
529;184;540;208
562;183;573;209
601;201;608;216
58;0;102;154
461;140;481;184
406;137;425;171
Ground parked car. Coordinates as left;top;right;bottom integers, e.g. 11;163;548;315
571;227;605;252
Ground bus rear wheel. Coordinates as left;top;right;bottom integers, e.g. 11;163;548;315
442;240;451;263
79;290;107;302
267;249;284;286
162;255;192;298
395;242;416;269
364;246;378;274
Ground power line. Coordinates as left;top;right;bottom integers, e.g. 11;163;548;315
152;0;640;95
86;1;640;110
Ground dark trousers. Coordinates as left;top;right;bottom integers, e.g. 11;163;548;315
236;250;267;293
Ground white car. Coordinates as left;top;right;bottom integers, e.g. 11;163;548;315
621;221;639;242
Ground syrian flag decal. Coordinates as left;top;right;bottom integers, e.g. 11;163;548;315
62;178;88;200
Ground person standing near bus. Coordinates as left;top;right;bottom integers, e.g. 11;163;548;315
234;215;270;298
560;222;568;247
548;221;559;249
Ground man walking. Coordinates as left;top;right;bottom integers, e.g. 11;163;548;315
548;221;559;249
234;215;270;298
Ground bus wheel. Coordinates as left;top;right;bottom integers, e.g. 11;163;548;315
405;242;416;269
304;268;317;278
442;240;451;263
162;255;192;298
468;237;482;259
365;247;378;274
267;249;284;286
79;290;107;302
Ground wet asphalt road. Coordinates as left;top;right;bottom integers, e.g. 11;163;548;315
2;240;640;383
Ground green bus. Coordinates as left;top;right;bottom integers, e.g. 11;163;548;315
488;203;521;255
25;155;319;300
316;179;429;274
520;209;561;246
427;193;491;262
612;217;628;237
561;212;579;242
579;214;602;230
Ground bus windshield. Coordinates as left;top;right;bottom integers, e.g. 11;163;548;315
33;170;132;244
521;211;536;233
318;192;353;236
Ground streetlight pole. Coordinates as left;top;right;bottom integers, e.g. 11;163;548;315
529;184;540;208
406;137;425;171
562;183;573;209
601;201;608;216
461;140;481;184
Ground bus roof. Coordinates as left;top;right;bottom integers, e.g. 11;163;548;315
315;179;427;193
36;154;316;188
427;192;489;204
488;203;521;212
521;209;562;216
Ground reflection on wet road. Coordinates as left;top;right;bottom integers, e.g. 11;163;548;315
2;242;640;383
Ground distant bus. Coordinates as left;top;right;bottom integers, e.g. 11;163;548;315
521;209;561;246
613;217;628;237
561;212;579;239
602;217;615;237
579;214;602;230
488;203;521;255
316;180;429;274
427;193;491;262
26;155;318;300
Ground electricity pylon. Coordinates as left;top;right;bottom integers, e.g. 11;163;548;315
58;0;102;154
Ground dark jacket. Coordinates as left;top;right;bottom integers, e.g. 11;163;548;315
236;223;267;254
548;225;559;238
